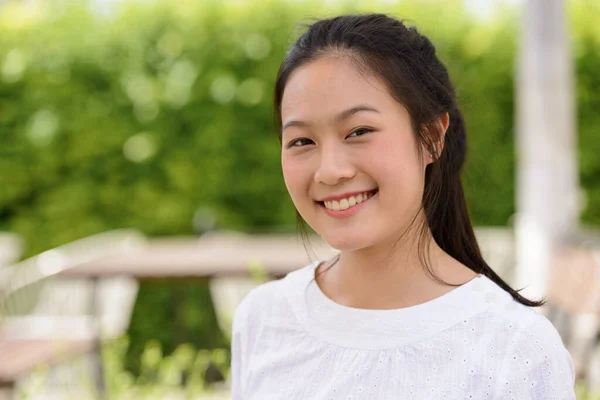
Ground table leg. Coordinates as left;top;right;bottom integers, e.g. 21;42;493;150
89;277;105;399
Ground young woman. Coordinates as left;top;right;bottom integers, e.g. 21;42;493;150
231;13;576;399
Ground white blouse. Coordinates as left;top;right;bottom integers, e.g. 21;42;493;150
231;260;576;399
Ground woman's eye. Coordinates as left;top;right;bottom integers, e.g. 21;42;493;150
347;127;372;138
288;138;314;148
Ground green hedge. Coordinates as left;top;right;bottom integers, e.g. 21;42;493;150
1;0;598;377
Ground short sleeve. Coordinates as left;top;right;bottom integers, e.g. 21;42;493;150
493;313;576;399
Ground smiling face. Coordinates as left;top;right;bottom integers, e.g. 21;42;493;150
280;56;431;251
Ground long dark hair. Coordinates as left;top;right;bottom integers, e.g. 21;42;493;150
273;13;545;307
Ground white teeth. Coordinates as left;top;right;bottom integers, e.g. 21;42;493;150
323;190;376;211
340;198;349;210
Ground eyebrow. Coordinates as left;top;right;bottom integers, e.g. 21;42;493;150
281;104;380;132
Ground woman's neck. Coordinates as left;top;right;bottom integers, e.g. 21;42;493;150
315;234;478;310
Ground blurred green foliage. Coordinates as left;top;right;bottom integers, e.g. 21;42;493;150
20;335;231;399
1;0;599;381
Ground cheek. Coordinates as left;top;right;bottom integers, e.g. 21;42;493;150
369;137;408;174
281;158;309;198
369;135;423;191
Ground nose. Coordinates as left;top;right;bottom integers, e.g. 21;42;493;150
314;142;356;185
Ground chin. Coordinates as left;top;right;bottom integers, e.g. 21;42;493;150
318;232;372;252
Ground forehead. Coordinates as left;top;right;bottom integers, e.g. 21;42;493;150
281;57;397;121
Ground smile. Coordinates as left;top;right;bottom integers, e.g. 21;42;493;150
317;188;378;218
321;189;378;211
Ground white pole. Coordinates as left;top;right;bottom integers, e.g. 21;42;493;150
515;0;579;301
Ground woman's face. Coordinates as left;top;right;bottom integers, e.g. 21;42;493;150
280;56;430;251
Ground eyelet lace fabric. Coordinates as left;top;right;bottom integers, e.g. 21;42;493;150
231;261;575;399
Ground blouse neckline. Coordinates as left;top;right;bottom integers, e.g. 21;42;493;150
285;260;512;350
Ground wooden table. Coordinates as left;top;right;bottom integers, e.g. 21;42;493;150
60;232;337;280
0;339;94;389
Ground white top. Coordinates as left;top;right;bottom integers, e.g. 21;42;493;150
231;260;576;399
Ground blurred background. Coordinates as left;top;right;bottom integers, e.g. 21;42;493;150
0;0;598;398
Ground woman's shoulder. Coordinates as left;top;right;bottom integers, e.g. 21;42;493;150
478;276;569;349
232;261;316;330
498;301;570;355
488;303;576;398
474;280;576;397
472;275;573;363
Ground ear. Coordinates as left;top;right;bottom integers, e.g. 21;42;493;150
423;112;450;165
